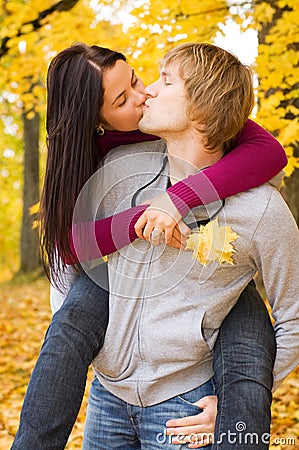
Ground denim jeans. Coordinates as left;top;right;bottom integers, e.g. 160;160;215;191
83;377;215;449
212;281;276;449
11;275;275;450
11;269;109;450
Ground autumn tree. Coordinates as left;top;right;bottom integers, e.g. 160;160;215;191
254;0;299;223
0;0;121;276
1;1;87;272
1;0;297;279
99;0;230;83
0;99;23;279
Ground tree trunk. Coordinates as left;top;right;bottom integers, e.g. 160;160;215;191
19;110;41;272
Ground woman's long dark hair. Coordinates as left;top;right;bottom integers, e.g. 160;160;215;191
40;43;126;285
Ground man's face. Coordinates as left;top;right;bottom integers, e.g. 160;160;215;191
138;61;191;137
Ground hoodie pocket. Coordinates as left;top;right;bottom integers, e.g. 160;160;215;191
142;305;211;368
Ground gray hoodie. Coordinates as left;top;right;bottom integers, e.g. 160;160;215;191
51;140;299;405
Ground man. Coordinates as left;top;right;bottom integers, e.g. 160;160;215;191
81;43;299;449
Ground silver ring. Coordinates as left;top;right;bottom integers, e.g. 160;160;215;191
151;228;162;238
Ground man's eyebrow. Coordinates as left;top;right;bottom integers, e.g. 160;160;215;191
112;69;135;106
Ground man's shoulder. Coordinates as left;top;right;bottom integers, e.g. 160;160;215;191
225;182;283;218
231;179;280;201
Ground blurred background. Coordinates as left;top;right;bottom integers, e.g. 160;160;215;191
0;0;298;282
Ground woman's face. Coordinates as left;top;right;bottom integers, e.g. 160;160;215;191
101;60;146;132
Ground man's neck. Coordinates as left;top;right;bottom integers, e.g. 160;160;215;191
164;132;223;184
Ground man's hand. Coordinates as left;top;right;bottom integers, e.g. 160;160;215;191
166;395;217;448
134;192;189;245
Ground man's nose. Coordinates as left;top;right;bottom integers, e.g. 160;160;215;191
145;80;158;97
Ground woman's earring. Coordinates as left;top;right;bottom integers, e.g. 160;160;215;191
96;126;105;136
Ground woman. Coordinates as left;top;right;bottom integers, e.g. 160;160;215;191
12;43;283;449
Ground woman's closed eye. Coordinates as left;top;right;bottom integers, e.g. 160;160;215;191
117;78;143;107
118;95;127;107
132;76;138;87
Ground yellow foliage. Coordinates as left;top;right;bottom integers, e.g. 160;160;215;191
0;278;298;448
284;157;299;177
185;218;239;266
0;0;298;277
30;202;40;230
0;0;120;113
99;0;229;84
254;1;298;178
24;110;34;119
20;24;35;34
255;2;276;25
279;120;299;145
29;202;40;215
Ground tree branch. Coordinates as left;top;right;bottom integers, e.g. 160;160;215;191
0;0;80;59
174;1;253;20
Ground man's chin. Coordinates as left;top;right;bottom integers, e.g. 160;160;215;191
138;119;151;134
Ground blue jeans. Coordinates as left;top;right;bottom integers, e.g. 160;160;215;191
11;275;275;450
212;281;276;449
11;269;109;450
83;377;215;449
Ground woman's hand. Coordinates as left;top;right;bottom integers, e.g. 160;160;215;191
134;192;189;245
166;395;217;448
159;221;190;249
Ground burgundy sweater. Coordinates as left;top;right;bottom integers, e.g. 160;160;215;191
68;120;287;264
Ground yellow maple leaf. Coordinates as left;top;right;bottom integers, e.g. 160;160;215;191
31;219;39;230
185;217;239;266
29;202;40;215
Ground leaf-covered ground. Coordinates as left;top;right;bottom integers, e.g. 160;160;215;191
0;277;298;449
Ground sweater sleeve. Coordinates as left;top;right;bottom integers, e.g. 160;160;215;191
167;119;288;215
67;120;287;264
249;191;299;390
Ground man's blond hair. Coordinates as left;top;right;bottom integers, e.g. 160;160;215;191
162;42;254;154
